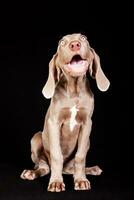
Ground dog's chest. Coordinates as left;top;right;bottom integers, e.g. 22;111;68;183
59;104;87;157
69;105;79;131
59;104;87;132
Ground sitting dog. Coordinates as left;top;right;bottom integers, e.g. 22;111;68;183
20;33;110;192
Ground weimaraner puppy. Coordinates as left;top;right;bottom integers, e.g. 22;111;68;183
20;33;110;192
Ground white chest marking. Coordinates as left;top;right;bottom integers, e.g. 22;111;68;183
69;105;79;131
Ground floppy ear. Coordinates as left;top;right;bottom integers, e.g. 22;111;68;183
89;48;110;91
42;53;60;99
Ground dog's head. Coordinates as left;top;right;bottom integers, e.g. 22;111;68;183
42;33;110;98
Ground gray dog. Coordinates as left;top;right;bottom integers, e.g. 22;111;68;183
21;33;110;192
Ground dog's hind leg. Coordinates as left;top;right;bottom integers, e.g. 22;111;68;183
85;166;102;175
20;131;50;180
63;159;102;176
63;159;74;175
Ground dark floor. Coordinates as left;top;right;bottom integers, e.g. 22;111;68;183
0;163;133;200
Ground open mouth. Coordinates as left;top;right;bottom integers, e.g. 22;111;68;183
66;54;88;75
69;55;85;65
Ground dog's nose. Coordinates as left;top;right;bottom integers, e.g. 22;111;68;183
69;41;81;51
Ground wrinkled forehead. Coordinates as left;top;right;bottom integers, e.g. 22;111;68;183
59;33;88;43
63;33;84;39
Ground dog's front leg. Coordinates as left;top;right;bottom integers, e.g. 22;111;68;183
47;118;65;192
74;119;92;190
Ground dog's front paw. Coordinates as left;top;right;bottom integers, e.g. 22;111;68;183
48;182;65;192
20;169;37;180
74;178;91;190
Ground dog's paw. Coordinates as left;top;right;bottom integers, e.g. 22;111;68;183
74;179;91;190
86;165;103;175
20;169;37;180
47;182;65;192
89;166;103;175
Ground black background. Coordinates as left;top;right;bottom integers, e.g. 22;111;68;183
0;2;133;200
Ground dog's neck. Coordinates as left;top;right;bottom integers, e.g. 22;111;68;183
63;75;87;98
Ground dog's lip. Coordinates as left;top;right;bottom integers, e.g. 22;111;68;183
68;54;86;64
65;55;89;75
67;54;88;70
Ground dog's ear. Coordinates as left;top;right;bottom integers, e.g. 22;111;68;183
89;48;110;91
42;53;61;99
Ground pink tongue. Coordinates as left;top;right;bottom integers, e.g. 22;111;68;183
70;60;83;65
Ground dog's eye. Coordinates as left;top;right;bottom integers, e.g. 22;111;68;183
80;35;87;41
60;40;66;46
